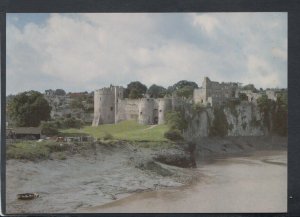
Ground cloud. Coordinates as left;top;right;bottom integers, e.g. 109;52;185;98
272;47;287;61
6;13;287;95
191;14;220;35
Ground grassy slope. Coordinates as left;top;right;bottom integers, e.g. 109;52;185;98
61;120;169;142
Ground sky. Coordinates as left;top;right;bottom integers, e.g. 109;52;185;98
6;13;287;95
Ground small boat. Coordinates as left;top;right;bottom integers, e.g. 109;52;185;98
17;193;39;200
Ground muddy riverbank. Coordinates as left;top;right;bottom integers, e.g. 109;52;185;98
6;137;287;213
6;141;197;213
79;150;287;213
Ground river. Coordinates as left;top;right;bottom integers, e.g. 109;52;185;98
79;150;287;213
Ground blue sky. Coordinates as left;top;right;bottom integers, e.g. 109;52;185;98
6;13;287;95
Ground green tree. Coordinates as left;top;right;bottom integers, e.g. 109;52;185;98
242;84;258;93
175;86;195;98
169;80;198;98
63;117;83;129
147;84;167;98
128;89;141;99
172;80;198;91
9;91;51;127
125;81;147;99
165;111;187;131
55;89;66;96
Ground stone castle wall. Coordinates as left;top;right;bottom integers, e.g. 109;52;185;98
92;86;174;126
116;99;140;123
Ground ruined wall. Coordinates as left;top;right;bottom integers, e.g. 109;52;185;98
194;77;238;106
193;88;206;104
266;90;277;101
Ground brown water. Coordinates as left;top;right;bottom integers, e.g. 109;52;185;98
79;151;287;213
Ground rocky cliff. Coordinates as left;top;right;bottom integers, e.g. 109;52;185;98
183;101;265;140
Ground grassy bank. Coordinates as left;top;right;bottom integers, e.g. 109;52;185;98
6;140;91;160
61;120;169;142
7;121;171;161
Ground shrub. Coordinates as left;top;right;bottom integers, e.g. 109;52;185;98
165;111;187;131
57;152;66;160
41;121;59;136
103;132;114;140
164;129;183;141
63;117;83;129
45;142;68;152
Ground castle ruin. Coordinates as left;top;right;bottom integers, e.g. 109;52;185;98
92;77;279;126
92;85;184;126
193;77;239;106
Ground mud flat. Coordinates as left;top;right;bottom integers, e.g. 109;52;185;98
79;150;287;213
6;141;197;214
6;137;287;214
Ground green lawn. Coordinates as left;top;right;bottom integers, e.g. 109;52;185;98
61;120;169;142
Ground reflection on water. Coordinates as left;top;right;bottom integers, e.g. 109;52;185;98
80;151;287;213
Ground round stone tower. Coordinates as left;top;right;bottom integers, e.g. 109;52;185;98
138;98;155;125
92;87;115;126
158;98;172;124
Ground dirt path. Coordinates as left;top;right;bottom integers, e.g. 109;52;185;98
142;125;158;131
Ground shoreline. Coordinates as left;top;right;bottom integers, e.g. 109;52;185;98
79;149;287;213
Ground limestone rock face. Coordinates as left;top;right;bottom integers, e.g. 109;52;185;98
224;102;264;136
184;102;265;140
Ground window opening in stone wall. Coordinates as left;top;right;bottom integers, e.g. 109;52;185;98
110;107;113;111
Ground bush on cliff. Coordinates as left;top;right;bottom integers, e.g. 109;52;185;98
209;107;229;137
165;111;187;131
